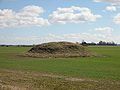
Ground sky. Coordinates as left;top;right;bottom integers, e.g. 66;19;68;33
0;0;120;45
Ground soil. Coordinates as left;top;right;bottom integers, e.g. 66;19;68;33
26;42;93;58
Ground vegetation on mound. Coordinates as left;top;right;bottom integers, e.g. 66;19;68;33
26;42;93;58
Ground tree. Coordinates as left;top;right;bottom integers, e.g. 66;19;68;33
81;40;87;46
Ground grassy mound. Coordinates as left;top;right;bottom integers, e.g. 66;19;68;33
26;42;93;58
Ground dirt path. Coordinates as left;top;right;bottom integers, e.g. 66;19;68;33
0;69;120;90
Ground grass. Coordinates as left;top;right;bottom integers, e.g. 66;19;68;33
0;46;120;89
1;69;120;90
27;42;91;58
0;46;120;80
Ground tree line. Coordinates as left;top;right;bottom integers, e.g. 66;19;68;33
0;41;118;47
81;40;117;46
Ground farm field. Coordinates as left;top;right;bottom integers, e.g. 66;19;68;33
0;46;120;89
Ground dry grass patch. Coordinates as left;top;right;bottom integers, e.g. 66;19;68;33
25;42;94;58
0;69;120;90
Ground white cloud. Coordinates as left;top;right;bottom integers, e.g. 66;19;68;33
113;13;120;24
93;0;120;5
40;30;119;43
0;5;49;28
1;27;120;45
49;6;102;24
94;27;113;36
105;5;116;11
18;5;44;17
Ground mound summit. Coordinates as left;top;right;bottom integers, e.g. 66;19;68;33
26;42;93;58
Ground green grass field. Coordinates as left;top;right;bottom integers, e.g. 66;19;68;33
0;46;120;80
0;46;120;89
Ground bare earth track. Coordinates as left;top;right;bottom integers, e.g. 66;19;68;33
0;69;120;90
